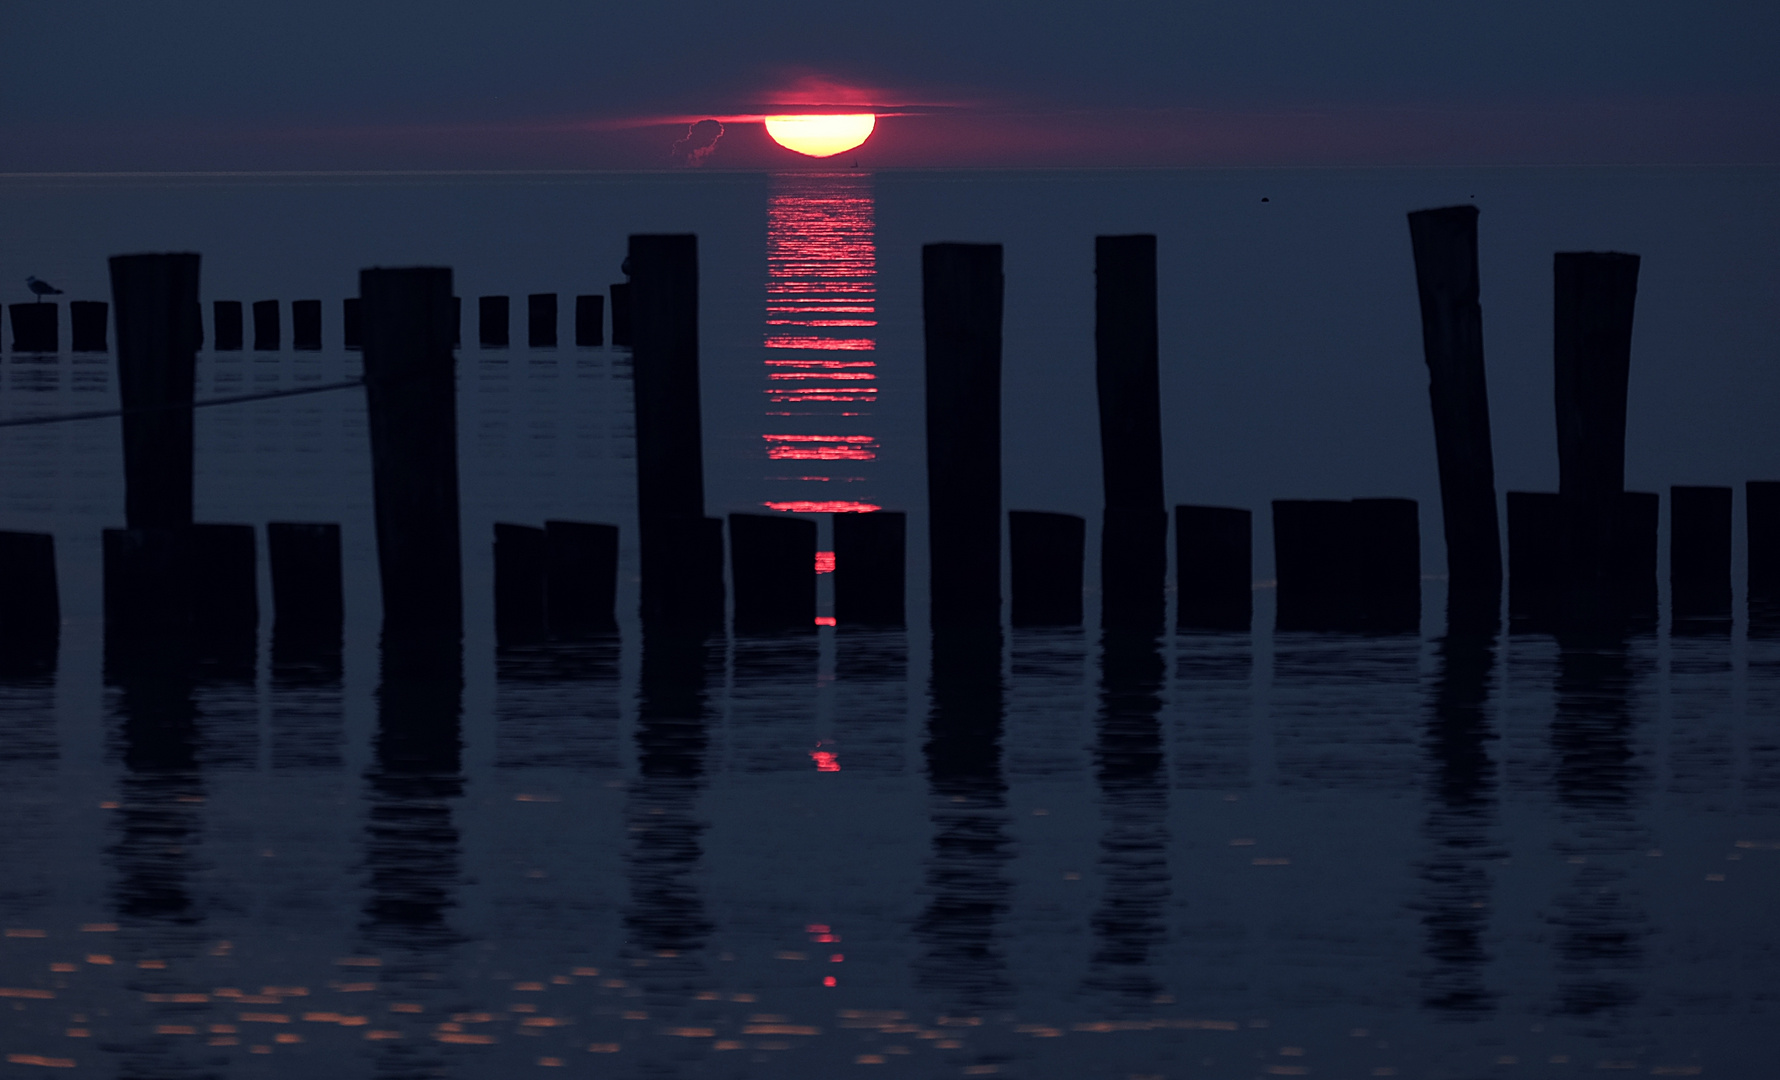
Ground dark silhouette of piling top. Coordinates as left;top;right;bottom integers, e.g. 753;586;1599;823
253;299;280;351
1554;252;1640;499
1095;234;1163;515
1009;510;1084;627
213;301;244;351
70;301;108;353
109;253;201;530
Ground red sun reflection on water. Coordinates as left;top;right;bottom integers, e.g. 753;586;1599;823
761;172;880;516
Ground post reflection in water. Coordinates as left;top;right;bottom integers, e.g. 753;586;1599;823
761;171;882;515
1087;630;1171;1001
917;629;1011;1006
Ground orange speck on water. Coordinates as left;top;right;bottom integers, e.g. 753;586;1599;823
570;967;599;977
332;982;376;992
364;1030;402;1040
0;988;55;999
63;1029;88;1039
136;960;166;970
208;1037;238;1046
274;1033;302;1044
667;1027;715;1038
6;1053;76;1068
209;1025;237;1034
390;1003;423;1013
512;981;546;991
550;975;572;985
249;1045;271;1054
829;953;844;963
99;801;118;809
238;1013;290;1024
78;925;117;934
587;1043;621;1053
84;956;111;966
5;929;46;939
48;963;75;973
154;1025;197;1035
436;1032;497;1045
335;957;381;967
857;1054;887;1064
538;1058;565;1067
823;976;838;987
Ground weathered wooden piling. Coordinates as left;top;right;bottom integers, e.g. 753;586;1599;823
266;522;343;658
1671;485;1732;627
102;527;191;652
1506;491;1563;628
1175;505;1251;630
630;235;723;628
1008;510;1084;627
924;243;1003;630
1751;481;1780;633
253;299;280;350
609;283;633;347
575;294;605;347
70;301;108;352
1407;206;1502;605
214;300;244;351
343;298;363;350
0;531;59;672
1352;497;1421;632
1554;251;1640;624
189;523;258;672
544;520;619;636
361;267;462;663
494;523;548;646
9;304;57;352
730;513;817;632
111;253;201;530
479;295;509;349
1273;500;1356;631
1616;490;1659;628
292;299;322;351
528;293;557;348
1095;235;1167;629
833;510;905;627
451;296;463;348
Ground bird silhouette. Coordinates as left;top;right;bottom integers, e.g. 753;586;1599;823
26;277;63;301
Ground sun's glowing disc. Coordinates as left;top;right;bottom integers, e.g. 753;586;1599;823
764;114;876;158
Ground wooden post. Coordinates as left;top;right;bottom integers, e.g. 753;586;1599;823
1615;490;1659;628
575;294;605;347
8;304;57;352
494;523;548;646
213;300;244;351
609;283;633;347
630;235;722;628
291;299;322;350
1009;510;1083;627
1175;505;1250;631
1095;235;1167;629
1506;491;1562;629
252;299;280;350
528;293;557;348
729;513;816;632
0;531;59;673
110;253;201;530
361;267;462;665
1407;206;1502;605
1272;500;1357;632
833;511;905;627
544;520;619;636
1670;485;1731;629
343;298;363;350
1750;481;1780;633
267;522;343;660
102;526;192;665
924;243;1002;630
1352;497;1420;633
70;301;108;353
479;296;509;349
451;296;462;348
190;523;257;673
1554;251;1640;625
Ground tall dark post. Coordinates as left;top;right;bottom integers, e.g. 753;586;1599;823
924;243;1002;630
630;235;721;628
0;531;59;673
1671;485;1731;628
494;523;548;646
729;513;816;633
1750;481;1780;633
1554;251;1640;625
1008;510;1084;627
609;283;633;347
1407;206;1502;612
361;267;462;666
833;511;905;627
544;520;618;636
252;299;280;350
479;296;509;349
70;301;108;352
291;299;322;351
266;522;343;661
213;300;244;351
1175;505;1251;630
528;293;557;348
1095;235;1167;630
575;294;605;347
111;254;201;530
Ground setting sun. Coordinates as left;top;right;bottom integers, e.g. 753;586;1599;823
764;114;876;158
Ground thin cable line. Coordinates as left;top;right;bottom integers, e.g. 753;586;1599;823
0;377;365;430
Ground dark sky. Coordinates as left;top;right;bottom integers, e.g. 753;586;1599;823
5;0;1776;169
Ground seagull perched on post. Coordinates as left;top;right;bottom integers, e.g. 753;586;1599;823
26;277;63;301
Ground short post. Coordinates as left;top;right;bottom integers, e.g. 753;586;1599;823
1008;510;1083;627
1351;497;1420;633
528;293;557;348
544;520;619;636
1670;485;1732;628
1407;206;1502;606
630;235;722;628
253;299;281;350
1175;505;1250;630
924;243;1003;630
479;295;509;348
213;300;244;351
451;296;463;348
609;283;633;347
361;267;462;666
70;301;108;353
1614;490;1659;628
833;511;905;627
343;298;363;350
494;523;548;646
8;304;57;353
0;531;59;673
101;526;192;664
1095;235;1166;630
189;523;258;672
1272;500;1357;632
267;522;343;660
575;294;605;347
111;253;201;530
1506;491;1563;629
1750;481;1780;633
291;299;322;350
730;513;817;632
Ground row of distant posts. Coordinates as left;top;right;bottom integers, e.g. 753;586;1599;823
3;209;1779;676
4;292;625;354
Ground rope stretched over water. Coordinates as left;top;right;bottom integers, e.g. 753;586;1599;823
0;377;365;430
